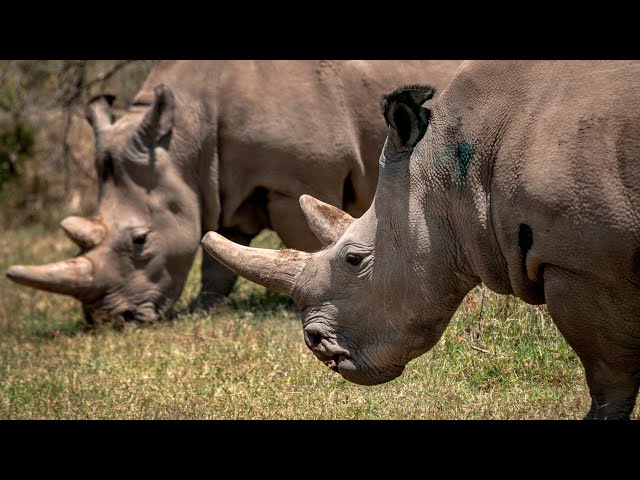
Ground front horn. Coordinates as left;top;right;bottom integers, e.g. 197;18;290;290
201;232;310;296
5;257;95;297
60;216;106;250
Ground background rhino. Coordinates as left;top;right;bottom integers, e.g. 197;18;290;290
5;60;461;326
203;60;640;419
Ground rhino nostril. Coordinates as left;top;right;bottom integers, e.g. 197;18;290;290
304;327;324;349
121;310;136;322
310;333;322;348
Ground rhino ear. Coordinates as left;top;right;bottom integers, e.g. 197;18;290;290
380;85;435;150
137;84;175;143
85;94;116;134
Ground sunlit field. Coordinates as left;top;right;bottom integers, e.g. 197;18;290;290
3;227;633;420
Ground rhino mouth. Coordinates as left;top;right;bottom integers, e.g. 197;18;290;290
311;349;351;373
314;345;407;385
322;353;348;373
328;355;341;373
303;322;407;384
321;351;405;385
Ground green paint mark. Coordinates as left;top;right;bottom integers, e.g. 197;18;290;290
456;140;475;182
430;117;475;188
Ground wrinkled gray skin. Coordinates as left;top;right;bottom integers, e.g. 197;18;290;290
202;61;640;419
5;60;461;326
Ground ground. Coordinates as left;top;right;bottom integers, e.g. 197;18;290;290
3;227;634;420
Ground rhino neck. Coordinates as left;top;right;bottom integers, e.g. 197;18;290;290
421;62;534;297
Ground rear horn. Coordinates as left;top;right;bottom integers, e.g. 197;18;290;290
60;216;106;250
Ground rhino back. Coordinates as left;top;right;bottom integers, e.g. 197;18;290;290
129;60;461;239
212;60;461;228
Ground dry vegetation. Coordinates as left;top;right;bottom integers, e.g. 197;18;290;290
0;60;155;230
0;61;637;420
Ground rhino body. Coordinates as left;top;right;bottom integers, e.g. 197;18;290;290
203;60;640;419
6;60;461;325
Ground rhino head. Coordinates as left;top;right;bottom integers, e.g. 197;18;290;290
202;85;480;384
6;85;202;326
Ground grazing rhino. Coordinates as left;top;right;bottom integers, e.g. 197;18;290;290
202;60;640;419
5;60;461;325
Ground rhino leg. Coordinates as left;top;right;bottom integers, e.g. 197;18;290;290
544;265;640;420
190;228;254;310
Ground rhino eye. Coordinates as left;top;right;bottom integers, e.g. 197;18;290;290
345;253;364;266
133;233;147;246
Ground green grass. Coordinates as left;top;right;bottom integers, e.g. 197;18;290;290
1;226;637;419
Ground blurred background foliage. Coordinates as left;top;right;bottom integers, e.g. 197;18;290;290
0;60;156;231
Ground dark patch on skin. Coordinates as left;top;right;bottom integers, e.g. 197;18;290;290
437;117;475;185
632;247;640;279
518;224;534;282
456;140;475;180
518;223;534;252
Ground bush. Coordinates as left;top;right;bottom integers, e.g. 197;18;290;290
0;121;36;189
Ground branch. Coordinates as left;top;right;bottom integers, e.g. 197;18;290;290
66;60;136;105
459;338;492;354
468;344;491;354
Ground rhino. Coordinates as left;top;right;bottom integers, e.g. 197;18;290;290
5;60;461;326
202;60;640;419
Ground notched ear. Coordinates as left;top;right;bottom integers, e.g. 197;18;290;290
85;94;116;134
379;84;435;150
137;84;175;143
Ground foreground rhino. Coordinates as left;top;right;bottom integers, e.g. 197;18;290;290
202;60;640;419
5;60;461;325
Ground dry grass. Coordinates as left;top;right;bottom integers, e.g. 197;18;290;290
0;226;638;420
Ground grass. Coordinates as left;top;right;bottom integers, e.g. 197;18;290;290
1;225;638;420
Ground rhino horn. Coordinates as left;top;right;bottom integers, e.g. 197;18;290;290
5;256;95;297
60;216;106;250
138;84;175;142
85;94;116;134
201;231;310;296
299;194;354;247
